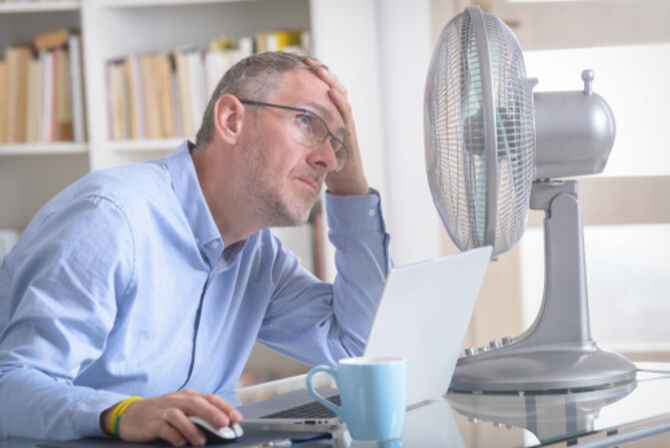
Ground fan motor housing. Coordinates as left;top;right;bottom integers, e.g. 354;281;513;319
534;87;615;179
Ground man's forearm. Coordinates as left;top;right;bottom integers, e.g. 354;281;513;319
0;367;125;439
327;190;392;351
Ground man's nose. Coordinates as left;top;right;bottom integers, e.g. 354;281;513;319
308;139;339;171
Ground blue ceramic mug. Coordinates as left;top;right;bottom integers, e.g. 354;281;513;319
306;356;407;441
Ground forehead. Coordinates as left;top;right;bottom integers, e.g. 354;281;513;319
270;69;342;127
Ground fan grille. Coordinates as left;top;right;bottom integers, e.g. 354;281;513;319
424;9;535;256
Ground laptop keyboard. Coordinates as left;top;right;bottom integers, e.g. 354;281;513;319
261;394;341;419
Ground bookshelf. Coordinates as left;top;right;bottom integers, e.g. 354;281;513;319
0;1;80;14
0;0;387;383
0;142;87;155
0;1;87;229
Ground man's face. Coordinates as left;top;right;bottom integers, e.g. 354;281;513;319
239;69;344;227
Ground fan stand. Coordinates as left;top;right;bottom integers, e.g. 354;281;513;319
450;179;636;393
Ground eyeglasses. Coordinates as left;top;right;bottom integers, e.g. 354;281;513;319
238;99;349;172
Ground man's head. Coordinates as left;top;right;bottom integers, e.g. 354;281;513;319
195;51;323;149
193;52;347;238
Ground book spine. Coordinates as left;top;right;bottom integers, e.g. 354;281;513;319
154;53;176;138
174;49;193;138
25;57;40;143
6;46;30;143
187;50;206;136
39;50;53;143
0;61;6;143
68;34;86;142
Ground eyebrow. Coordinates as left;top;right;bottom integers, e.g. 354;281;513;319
301;101;346;134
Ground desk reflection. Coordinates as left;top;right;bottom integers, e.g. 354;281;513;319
448;381;635;444
346;399;464;448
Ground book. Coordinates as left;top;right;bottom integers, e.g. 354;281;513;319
255;30;306;55
174;46;195;138
124;55;144;139
68;34;86;142
275;30;302;49
153;52;176;138
205;36;252;96
254;32;268;54
39;49;53;142
139;54;160;139
300;30;312;55
209;35;235;52
204;50;230;100
5;46;31;143
309;200;325;281
33;28;69;51
186;49;206;137
108;58;130;140
170;63;182;138
54;48;72;141
238;36;253;59
0;61;7;143
25;56;41;143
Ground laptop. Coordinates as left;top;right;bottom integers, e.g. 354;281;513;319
239;246;492;427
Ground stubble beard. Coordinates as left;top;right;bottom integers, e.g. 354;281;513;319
242;136;321;228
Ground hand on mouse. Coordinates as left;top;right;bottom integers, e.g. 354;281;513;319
100;388;243;446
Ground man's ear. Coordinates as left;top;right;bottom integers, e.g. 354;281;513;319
213;94;246;144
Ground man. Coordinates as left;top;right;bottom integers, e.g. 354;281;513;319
0;52;391;445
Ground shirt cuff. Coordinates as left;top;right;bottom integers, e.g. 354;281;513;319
71;390;129;437
325;188;384;233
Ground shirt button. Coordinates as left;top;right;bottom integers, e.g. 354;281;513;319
368;209;376;217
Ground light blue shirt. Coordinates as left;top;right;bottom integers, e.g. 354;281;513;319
0;141;391;440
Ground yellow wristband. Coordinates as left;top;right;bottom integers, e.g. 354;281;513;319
109;396;143;437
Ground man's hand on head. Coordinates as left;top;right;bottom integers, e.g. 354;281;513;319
100;389;243;447
306;59;370;197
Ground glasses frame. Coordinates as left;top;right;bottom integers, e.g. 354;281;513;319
238;99;349;172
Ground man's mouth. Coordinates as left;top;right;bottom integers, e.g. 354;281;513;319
297;177;319;192
295;171;325;193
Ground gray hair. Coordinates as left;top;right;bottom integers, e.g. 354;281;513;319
194;51;323;148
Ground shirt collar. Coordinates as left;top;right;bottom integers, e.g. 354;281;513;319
159;140;221;250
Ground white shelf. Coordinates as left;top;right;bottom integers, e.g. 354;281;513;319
107;138;186;152
0;142;88;155
0;1;80;14
104;0;257;8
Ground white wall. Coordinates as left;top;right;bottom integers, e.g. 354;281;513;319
376;0;443;266
311;0;443;275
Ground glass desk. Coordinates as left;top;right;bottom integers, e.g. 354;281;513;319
3;369;670;448
332;368;670;448
347;368;670;448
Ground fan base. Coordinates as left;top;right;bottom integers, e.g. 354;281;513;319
450;343;636;393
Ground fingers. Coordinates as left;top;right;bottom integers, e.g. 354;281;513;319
202;393;243;423
316;65;348;98
162;407;206;446
117;390;242;446
305;58;348;97
177;394;231;428
327;87;355;130
157;422;187;447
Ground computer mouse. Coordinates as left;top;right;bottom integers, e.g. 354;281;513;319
188;416;244;444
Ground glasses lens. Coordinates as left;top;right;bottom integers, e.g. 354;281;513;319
330;137;348;172
297;111;348;171
297;113;326;142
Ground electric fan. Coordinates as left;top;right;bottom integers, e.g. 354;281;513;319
424;6;636;392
